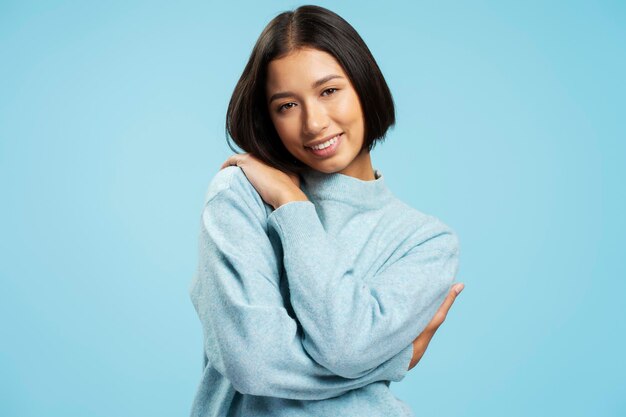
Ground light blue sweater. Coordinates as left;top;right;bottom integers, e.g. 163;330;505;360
189;166;460;417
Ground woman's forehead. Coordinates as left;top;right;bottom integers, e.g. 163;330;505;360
266;48;346;92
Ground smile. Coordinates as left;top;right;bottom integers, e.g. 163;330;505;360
305;133;342;158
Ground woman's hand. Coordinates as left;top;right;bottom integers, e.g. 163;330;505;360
408;283;464;370
220;153;308;209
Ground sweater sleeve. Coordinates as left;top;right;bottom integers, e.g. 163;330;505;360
266;200;460;379
189;186;414;401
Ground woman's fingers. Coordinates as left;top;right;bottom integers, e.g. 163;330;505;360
220;157;235;170
220;153;249;170
217;153;302;209
428;282;464;332
409;283;464;370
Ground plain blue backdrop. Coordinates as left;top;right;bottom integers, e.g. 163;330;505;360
1;1;624;416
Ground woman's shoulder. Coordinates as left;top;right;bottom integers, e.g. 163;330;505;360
203;166;270;216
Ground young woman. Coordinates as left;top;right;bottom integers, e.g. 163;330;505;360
189;5;463;417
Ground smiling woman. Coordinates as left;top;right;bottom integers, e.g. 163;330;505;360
189;5;463;417
224;4;396;178
266;48;369;177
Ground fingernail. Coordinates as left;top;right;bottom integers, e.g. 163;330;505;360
455;283;464;294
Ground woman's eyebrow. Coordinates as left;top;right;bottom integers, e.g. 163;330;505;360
268;74;345;103
311;74;344;89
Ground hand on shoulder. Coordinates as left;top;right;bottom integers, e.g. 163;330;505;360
220;153;308;210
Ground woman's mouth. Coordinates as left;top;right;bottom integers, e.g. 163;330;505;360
305;133;342;158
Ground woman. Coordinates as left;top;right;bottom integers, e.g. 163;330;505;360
189;5;463;417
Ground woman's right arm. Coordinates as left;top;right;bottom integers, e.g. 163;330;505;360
189;167;414;400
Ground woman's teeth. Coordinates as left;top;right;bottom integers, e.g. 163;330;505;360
309;135;339;150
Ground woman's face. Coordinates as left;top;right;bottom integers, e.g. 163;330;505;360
266;47;371;177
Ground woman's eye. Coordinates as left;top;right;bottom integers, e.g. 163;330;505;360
279;102;296;112
322;88;338;96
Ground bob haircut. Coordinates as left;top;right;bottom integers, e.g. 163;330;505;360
226;4;396;174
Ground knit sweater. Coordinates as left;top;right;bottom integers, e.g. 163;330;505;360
189;165;460;417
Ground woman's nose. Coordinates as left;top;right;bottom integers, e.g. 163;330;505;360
302;103;329;137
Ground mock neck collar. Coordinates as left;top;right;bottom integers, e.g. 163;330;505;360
299;168;393;209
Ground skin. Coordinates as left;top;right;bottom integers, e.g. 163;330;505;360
266;47;374;180
221;47;464;370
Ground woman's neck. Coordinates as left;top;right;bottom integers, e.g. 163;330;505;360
338;149;376;181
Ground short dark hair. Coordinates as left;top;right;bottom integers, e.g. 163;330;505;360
226;5;395;173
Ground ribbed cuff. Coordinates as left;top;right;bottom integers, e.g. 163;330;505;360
388;344;414;382
267;200;319;241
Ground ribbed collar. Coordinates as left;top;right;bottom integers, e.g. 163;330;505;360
300;168;393;209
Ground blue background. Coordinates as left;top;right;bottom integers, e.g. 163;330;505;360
1;1;624;416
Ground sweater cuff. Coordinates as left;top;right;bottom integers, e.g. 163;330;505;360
267;200;319;238
388;344;414;382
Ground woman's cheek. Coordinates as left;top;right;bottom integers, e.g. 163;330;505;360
333;96;352;118
277;124;301;152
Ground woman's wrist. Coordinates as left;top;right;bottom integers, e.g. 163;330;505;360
273;189;309;210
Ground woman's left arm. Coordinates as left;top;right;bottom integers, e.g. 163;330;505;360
269;201;460;379
221;154;461;379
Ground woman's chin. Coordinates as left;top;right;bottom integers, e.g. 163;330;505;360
303;161;343;174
